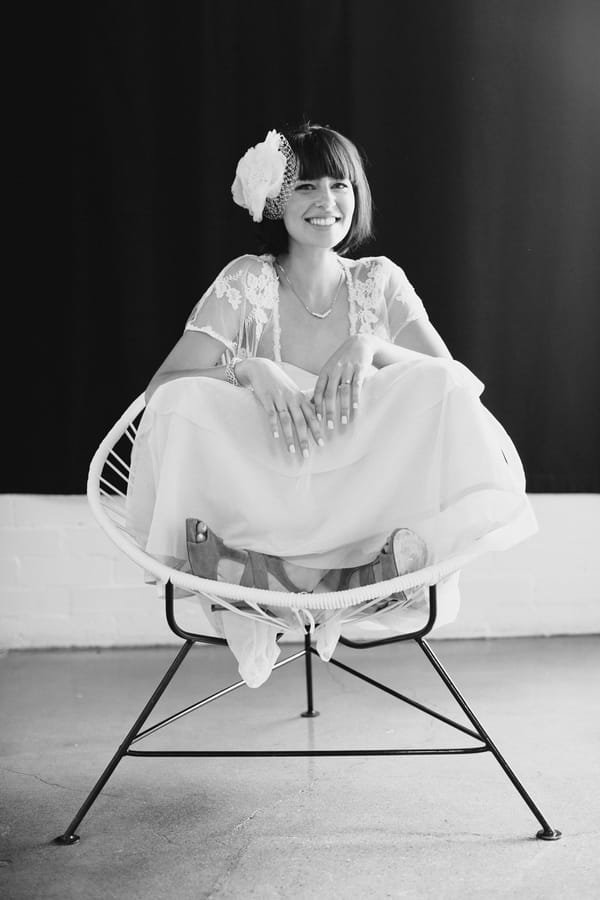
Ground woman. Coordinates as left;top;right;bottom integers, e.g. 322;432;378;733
127;124;536;685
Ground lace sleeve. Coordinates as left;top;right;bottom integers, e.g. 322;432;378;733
185;256;253;355
382;257;429;340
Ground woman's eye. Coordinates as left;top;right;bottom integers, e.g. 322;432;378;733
333;181;350;189
295;183;314;191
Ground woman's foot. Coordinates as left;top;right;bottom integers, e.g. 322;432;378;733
337;528;428;608
382;528;429;585
382;527;428;606
186;519;324;592
186;518;258;584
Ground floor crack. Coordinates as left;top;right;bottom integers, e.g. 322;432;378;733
1;766;122;799
205;773;326;898
231;808;259;832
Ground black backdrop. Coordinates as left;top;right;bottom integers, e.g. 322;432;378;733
62;0;600;494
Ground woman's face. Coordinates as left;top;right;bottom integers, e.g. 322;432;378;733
282;175;355;251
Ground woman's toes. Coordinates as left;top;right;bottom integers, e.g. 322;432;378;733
195;521;208;542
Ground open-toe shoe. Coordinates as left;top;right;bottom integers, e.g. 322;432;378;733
336;528;428;609
186;518;314;594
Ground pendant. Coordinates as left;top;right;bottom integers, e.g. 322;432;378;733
276;259;341;320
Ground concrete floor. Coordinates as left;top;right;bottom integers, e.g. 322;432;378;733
1;637;599;900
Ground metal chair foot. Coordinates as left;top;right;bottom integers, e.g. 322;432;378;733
53;833;80;846
300;709;320;718
536;828;562;841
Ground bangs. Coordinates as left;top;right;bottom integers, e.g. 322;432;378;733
291;129;359;183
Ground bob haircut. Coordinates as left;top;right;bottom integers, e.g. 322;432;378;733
256;124;373;257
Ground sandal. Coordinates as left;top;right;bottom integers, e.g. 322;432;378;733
186;518;310;593
379;528;428;584
337;528;428;608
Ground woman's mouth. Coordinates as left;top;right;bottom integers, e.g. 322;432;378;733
305;216;340;227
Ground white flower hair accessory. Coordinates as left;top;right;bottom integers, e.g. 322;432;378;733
231;130;299;222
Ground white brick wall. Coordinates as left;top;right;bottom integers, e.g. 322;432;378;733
0;494;598;649
0;496;178;649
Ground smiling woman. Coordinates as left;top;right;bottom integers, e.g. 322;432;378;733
125;123;537;686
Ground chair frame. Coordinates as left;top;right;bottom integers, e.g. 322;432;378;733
53;395;561;844
54;582;561;845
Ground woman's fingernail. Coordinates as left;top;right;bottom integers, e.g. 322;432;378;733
327;419;334;430
352;402;358;409
341;415;348;425
289;444;296;454
316;413;322;421
273;430;279;438
302;448;309;459
318;438;325;447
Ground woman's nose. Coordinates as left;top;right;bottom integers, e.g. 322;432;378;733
315;185;335;207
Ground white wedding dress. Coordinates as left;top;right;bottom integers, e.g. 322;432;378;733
126;254;537;685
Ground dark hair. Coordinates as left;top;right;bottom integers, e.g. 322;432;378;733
256;124;373;257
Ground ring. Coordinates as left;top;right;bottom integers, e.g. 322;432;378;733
340;380;352;385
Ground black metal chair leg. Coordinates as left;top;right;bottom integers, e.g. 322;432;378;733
417;638;561;840
300;630;319;718
53;640;194;845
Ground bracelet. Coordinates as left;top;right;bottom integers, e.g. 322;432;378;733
224;356;242;387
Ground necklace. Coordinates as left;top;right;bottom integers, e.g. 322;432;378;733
276;260;343;320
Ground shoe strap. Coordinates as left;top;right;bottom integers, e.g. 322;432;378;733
240;551;269;590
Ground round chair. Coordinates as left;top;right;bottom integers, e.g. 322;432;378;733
54;393;561;845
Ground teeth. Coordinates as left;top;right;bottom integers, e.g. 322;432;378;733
307;217;337;226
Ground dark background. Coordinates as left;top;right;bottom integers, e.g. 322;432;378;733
63;0;600;494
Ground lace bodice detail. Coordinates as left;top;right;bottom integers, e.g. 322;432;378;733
185;253;427;361
186;255;279;359
344;256;426;339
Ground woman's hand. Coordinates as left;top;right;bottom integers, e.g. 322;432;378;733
312;334;376;429
235;357;323;457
